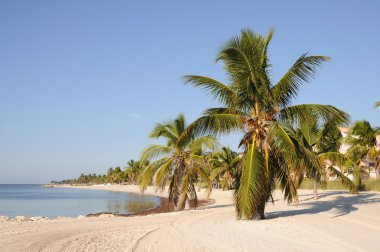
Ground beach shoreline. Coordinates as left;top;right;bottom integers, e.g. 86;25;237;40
52;184;214;218
1;186;380;251
0;184;213;221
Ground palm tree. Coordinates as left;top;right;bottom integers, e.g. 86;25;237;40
374;101;380;108
125;159;147;184
106;167;115;183
113;167;124;184
210;147;240;190
345;121;380;182
186;137;218;192
184;28;349;219
139;114;217;210
294;118;356;200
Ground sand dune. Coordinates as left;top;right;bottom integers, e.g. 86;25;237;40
0;185;379;252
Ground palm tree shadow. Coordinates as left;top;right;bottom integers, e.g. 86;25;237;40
201;203;235;210
266;192;380;219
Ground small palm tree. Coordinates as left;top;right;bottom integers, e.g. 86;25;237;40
186;138;218;192
294;118;356;199
210;147;240;190
106;168;115;183
125;159;147;184
345;121;380;183
184;28;349;219
112;167;124;184
139;114;217;210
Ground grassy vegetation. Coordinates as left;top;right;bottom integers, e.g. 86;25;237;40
361;179;380;191
297;179;380;192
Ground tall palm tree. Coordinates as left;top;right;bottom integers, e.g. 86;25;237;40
210;147;240;190
294;118;356;200
139;114;217;210
183;28;349;219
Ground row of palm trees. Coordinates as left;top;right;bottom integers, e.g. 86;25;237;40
137;28;379;220
61;29;379;220
53;160;147;185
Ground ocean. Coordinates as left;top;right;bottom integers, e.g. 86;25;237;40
0;184;161;218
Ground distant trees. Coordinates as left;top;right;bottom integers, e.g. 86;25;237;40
52;160;147;185
78;173;105;184
105;167;124;184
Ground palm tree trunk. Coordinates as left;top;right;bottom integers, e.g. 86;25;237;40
173;157;188;210
313;175;318;200
256;201;266;220
354;164;362;190
185;197;190;210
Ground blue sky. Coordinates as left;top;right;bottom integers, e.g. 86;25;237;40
1;1;379;183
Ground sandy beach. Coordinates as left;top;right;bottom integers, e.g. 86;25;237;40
0;185;379;252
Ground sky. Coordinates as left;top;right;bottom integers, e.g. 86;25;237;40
1;1;379;183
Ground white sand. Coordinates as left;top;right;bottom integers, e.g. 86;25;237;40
1;185;379;252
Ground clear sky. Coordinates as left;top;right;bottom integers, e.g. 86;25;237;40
1;1;379;183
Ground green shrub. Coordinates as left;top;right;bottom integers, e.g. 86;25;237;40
362;179;380;191
291;179;380;192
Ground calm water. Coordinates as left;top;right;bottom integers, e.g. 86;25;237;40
0;184;161;218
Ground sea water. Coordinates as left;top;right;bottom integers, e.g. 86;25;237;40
0;184;160;218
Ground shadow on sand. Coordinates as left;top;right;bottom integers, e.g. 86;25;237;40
266;192;380;219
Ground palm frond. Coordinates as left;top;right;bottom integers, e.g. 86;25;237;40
203;107;245;117
184;75;237;106
218;28;273;108
153;158;174;191
273;55;330;106
280;104;350;126
234;139;265;219
187;135;219;152
275;160;299;205
139;157;169;193
261;27;274;69
328;166;357;193
141;144;172;162
194;165;213;198
346;145;368;161
319;152;348;167
210;165;227;180
185;114;244;139
268;122;299;163
149;122;178;143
